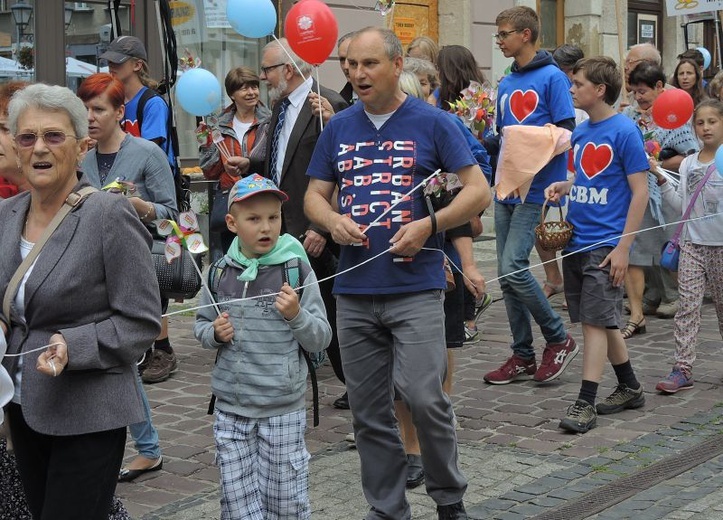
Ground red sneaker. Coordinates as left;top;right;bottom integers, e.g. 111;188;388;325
534;334;578;382
484;355;537;385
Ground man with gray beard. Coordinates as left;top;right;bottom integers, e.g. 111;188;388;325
251;38;347;403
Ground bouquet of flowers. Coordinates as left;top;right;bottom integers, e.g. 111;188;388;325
643;130;661;160
448;81;496;140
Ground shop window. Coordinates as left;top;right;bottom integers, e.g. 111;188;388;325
538;0;564;50
628;0;663;52
170;1;264;161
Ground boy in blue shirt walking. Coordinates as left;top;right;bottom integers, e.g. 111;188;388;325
545;57;649;433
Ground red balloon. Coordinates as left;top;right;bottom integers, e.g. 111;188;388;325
284;0;338;66
651;88;694;130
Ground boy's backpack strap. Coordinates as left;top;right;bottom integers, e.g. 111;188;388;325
207;257;228;415
282;257;320;427
135;87;159;136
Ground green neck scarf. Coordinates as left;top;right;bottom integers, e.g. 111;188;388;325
227;233;308;281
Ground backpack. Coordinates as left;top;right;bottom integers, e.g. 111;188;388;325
136;87;191;212
205;257;322;426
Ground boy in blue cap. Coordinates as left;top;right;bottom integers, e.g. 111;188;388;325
194;173;331;518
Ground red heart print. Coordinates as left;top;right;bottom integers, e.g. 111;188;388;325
567;149;575;174
579;143;613;179
509;89;538;123
122;119;141;138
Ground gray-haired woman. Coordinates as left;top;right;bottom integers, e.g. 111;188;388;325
0;84;161;519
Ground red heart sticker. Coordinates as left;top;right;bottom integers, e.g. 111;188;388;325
579;143;613;179
509;89;539;123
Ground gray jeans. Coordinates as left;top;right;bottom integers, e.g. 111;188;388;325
337;291;467;520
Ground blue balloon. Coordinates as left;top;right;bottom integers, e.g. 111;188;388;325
227;0;276;38
696;46;712;70
715;145;723;174
176;68;222;117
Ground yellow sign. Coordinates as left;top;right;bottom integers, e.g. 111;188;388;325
394;17;417;46
170;1;195;26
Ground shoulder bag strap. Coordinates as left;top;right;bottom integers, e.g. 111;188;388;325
670;163;717;246
2;186;97;321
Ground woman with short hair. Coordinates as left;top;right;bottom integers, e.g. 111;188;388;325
0;83;161;519
199;66;270;254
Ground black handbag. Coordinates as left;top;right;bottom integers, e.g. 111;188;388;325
209;185;230;233
151;240;203;300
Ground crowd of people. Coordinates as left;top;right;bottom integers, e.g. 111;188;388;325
1;5;723;520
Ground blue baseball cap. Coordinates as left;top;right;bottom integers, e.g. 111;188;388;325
228;173;289;210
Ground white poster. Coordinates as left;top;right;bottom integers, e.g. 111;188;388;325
170;0;204;44
666;0;723;17
203;0;232;29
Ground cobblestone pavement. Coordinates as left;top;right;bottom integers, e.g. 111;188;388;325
116;237;723;519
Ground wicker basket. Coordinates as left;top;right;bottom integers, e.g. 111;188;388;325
534;199;573;252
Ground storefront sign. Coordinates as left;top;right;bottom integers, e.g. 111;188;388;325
394;17;416;46
170;1;204;43
665;0;723;17
203;0;232;29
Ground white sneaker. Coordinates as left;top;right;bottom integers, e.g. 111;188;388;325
656;301;678;319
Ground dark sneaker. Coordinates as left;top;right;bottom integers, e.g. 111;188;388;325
141;350;178;383
534;334;578;382
333;392;350;410
655;366;694;394
437;500;467;520
559;399;597;433
474;292;493;320
406;454;424;489
483;355;537;385
596;384;645;415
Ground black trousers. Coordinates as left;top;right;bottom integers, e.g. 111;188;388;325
8;403;126;520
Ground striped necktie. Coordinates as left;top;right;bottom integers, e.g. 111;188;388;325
269;98;291;185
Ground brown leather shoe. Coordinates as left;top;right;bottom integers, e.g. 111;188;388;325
141;350;178;383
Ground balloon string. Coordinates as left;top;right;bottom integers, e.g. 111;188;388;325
484;210;723;286
364;169;440;231
271;34;308;82
4;342;65;358
315;66;324;132
164;246;392;317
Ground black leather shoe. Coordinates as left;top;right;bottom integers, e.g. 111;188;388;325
406;454;425;489
118;457;163;483
437;500;467;520
333;392;350;410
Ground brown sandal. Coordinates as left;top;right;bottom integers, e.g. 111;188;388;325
621;319;646;339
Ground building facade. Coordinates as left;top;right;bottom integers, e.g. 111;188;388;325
0;1;716;163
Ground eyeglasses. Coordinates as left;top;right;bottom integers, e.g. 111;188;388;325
15;131;80;148
493;30;519;41
260;63;287;76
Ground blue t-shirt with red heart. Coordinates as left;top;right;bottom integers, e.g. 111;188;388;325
496;59;575;205
567;113;649;251
121;87;176;167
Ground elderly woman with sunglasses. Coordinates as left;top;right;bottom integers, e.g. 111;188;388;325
0;84;161;520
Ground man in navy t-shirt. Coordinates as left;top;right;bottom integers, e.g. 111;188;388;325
305;27;490;520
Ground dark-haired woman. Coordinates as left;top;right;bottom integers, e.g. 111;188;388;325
622;62;699;337
199;66;270;255
671;58;708;107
